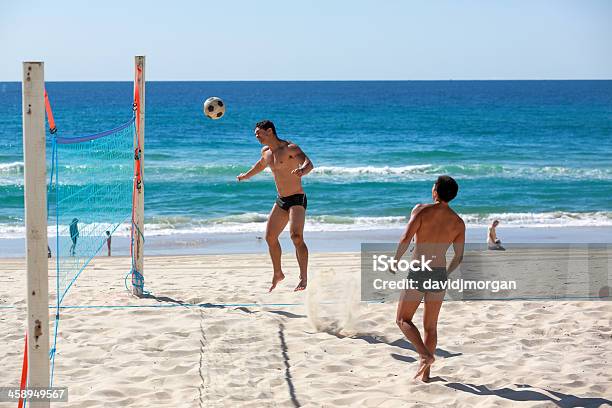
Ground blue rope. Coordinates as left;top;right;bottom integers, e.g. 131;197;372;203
50;138;59;386
49;310;59;386
127;209;147;295
1;296;609;312
124;268;149;296
54;117;135;144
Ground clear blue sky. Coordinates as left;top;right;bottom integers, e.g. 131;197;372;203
1;0;611;81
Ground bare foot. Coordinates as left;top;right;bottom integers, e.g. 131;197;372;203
294;278;307;292
420;365;432;383
269;271;285;292
414;354;434;381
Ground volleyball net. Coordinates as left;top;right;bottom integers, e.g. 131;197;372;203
49;118;136;303
48;75;144;384
18;59;145;404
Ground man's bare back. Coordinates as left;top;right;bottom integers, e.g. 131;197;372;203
409;203;465;269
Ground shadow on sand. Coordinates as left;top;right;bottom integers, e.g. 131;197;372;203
278;322;301;407
327;332;462;360
268;310;307;319
444;382;611;408
142;293;226;310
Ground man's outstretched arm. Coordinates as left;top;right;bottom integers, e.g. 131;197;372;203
237;150;268;181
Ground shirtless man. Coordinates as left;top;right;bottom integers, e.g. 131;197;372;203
393;175;465;382
237;120;314;292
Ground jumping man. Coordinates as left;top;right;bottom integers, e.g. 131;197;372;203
393;176;465;382
237;120;314;292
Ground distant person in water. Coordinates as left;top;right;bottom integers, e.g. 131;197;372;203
106;231;112;256
69;218;79;256
393;176;465;382
237;120;314;292
487;220;505;250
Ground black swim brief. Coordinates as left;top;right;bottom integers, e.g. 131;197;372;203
407;267;448;293
276;194;307;211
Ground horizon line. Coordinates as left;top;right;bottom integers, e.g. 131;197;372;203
1;78;612;83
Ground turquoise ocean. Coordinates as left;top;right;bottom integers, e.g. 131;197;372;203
1;80;611;239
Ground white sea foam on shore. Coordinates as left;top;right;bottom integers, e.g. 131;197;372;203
1;211;612;239
311;164;612;181
2;162;612;183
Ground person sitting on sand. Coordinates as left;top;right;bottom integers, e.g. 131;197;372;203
487;220;505;250
393;175;465;382
237;120;314;292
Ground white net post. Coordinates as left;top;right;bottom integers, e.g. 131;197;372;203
133;55;145;296
22;61;51;407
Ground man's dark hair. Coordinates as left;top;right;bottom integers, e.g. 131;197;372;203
434;175;459;202
255;120;277;136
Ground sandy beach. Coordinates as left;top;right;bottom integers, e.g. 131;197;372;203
1;252;610;407
2;2;611;407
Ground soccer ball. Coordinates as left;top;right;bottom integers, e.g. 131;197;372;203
203;97;225;120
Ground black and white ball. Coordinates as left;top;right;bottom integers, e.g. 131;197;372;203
203;97;225;120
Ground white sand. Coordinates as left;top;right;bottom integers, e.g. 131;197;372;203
0;253;610;407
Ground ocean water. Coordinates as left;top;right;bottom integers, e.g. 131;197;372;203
1;80;611;237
